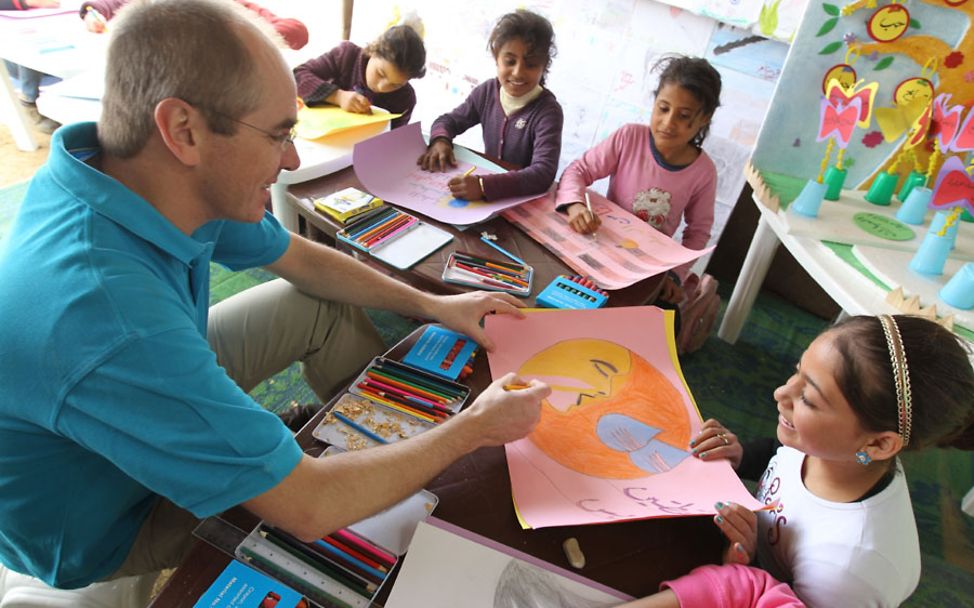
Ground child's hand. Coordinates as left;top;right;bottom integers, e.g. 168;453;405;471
337;90;372;114
712;501;757;566
448;175;483;201
83;11;106;32
657;275;684;304
417;139;456;172
689;419;743;469
566;203;601;234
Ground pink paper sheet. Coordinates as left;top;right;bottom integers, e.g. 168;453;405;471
352;123;537;225
485;307;766;529
502;191;712;290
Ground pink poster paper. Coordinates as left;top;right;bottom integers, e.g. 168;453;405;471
352;123;538;225
501;191;712;290
485;307;766;529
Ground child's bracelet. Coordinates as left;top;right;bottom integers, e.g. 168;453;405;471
478;177;485;199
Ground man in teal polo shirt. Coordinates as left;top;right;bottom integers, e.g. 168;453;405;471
0;0;549;590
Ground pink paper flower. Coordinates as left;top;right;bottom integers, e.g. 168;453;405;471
862;131;884;148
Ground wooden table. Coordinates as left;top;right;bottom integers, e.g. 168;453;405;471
149;328;723;607
287;167;665;308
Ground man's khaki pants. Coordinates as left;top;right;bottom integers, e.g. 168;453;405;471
104;279;385;580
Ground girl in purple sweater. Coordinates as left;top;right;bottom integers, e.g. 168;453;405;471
294;24;426;130
556;56;721;304
417;9;563;202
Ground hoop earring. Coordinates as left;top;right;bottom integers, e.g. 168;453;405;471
855;450;872;466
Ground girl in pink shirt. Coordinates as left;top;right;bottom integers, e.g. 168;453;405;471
555;56;721;304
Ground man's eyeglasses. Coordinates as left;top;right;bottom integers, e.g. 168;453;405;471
187;101;297;150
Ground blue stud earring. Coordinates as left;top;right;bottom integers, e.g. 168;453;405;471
855;450;872;465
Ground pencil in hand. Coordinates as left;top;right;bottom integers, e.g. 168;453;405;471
585;192;599;243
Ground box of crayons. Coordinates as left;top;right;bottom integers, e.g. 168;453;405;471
235;480;438;608
536;274;609;309
336;207;453;270
401;325;478;381
441;251;533;297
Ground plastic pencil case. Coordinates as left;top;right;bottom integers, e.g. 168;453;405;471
311;392;436;450
441;251;533;297
350;356;470;413
237;478;438;608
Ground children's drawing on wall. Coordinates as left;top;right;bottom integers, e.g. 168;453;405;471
485;307;765;529
705;23;788;82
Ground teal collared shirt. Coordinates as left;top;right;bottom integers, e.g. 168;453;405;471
0;123;302;588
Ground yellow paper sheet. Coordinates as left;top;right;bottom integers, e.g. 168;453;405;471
296;105;402;140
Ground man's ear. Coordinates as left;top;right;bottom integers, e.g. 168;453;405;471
154;98;203;167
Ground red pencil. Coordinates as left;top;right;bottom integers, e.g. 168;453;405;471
334;528;396;567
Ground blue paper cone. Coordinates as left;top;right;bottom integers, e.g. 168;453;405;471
895;186;931;225
823;166;847;201
910;219;953;276
940;263;974;310
864;172;899;206
791;179;828;218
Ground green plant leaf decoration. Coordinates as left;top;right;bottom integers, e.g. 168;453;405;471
874;56;895;71
823;3;840;15
819;41;843;55
817;17;839;36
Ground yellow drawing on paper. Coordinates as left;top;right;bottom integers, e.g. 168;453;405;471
519;339;691;480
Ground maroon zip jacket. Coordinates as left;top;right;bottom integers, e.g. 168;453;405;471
430;79;563;201
293;41;416;130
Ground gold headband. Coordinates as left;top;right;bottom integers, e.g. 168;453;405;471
878;315;912;447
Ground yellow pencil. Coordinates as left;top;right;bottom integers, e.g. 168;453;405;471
461;165;476;178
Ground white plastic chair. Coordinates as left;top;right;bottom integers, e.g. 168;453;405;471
0;564;155;608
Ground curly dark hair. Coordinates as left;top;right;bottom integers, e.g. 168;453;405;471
652;55;722;148
487;9;557;82
366;25;426;79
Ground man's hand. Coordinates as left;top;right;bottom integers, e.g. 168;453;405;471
657;274;684;305
566;202;601;234
417;139;456;172
447;174;483;201
337;90;372;114
459;373;549;448
427;291;525;351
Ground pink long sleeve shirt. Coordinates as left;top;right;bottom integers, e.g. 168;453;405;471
555;123;717;280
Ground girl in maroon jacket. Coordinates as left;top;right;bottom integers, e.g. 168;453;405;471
417;9;563;202
294;24;426;130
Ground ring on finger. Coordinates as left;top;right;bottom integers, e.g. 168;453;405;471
717;433;729;446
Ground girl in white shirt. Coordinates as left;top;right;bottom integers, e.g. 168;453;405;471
689;315;974;607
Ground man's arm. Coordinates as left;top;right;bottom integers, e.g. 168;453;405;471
244;374;549;541
265;233;524;350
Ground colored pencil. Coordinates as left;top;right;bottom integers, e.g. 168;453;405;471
334;528;397;567
358;386;451;420
331;411;389;444
449;265;520;290
354;213;412;244
260;528;376;595
454;261;528;287
359;378;453;413
312;539;388;582
320;535;389;572
453;251;525;272
480;236;526;265
358;388;443;423
365;217;417;248
263;526;382;588
454;256;529;278
372;360;467;400
365;369;453;402
345;207;398;239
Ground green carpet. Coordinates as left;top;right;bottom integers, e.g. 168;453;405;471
1;181;971;605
